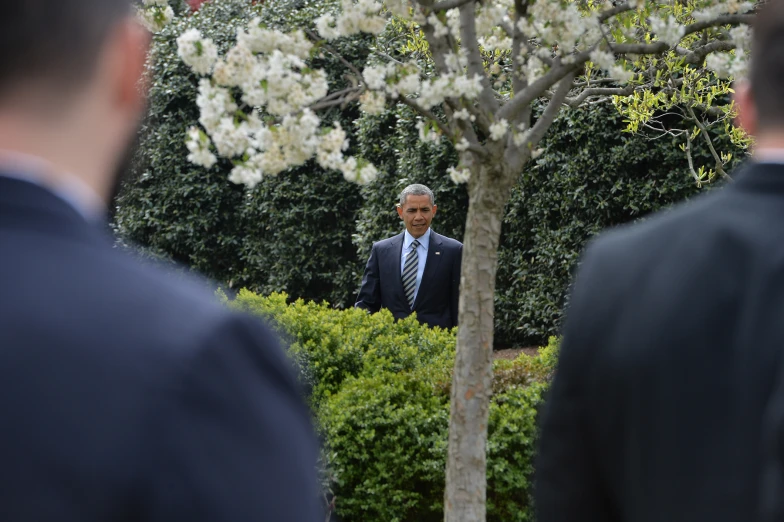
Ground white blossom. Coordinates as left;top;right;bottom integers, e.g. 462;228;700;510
316;0;387;41
359;90;387;115
196;79;238;134
386;0;413;19
455;138;471;152
513;129;531;147
138;4;174;33
453;108;475;121
475;4;509;40
444;50;468;73
316;123;350;172
228;161;263;188
238;21;312;59
211;118;252;158
590;49;615;71
706;53;733;78
448;166;472;184
315;13;341;40
362;63;395;90
489;119;509;141
186;127;217;168
416;120;441;144
177;29;219;76
609;64;634;84
649;15;685;47
730;25;752;52
427;13;451;38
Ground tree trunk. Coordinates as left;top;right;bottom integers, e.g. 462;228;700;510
443;163;516;522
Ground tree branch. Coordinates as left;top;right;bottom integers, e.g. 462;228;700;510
565;85;635;107
523;69;578;149
681;40;736;64
305;28;366;86
684;13;754;36
597;2;633;22
459;1;500;115
308;86;364;111
429;0;475;11
684;131;703;184
609;14;752;55
497;50;590;122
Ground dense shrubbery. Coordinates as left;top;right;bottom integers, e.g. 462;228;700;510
115;0;746;345
115;0;367;308
226;290;558;521
354;102;743;345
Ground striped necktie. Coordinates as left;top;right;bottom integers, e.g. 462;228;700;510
402;239;420;309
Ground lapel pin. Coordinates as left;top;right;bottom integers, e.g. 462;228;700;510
435;251;441;255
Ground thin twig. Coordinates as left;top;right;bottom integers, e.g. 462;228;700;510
565;85;635;107
397;95;458;142
684;131;703;184
305;28;366;87
686;105;732;181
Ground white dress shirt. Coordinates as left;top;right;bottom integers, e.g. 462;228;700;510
400;228;430;306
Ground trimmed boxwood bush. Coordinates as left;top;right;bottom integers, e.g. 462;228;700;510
227;288;558;522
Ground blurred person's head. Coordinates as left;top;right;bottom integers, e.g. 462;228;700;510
0;0;150;203
735;0;784;144
397;184;437;238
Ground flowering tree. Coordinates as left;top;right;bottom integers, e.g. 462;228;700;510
166;0;754;519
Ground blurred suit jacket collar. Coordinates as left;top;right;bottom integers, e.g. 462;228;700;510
0;150;106;223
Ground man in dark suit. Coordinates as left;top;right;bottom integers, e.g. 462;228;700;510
535;3;784;521
0;1;321;520
355;184;462;329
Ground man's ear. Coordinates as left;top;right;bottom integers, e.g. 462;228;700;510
733;80;757;138
104;18;152;115
396;203;404;220
431;204;437;217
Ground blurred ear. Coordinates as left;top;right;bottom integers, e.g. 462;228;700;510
733;80;757;137
431;204;437;217
396;203;404;220
101;18;151;116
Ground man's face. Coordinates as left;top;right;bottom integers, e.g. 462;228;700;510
397;194;437;238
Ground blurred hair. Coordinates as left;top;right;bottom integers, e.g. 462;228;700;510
0;0;133;100
750;0;784;130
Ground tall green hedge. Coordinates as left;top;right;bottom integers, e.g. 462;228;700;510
115;0;368;307
226;290;559;522
115;0;746;344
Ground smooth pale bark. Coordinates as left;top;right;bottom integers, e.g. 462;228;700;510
443;164;517;522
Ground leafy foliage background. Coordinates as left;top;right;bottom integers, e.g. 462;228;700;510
115;0;746;345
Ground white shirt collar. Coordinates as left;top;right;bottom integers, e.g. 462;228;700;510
0;149;106;221
404;228;431;250
753;148;784;165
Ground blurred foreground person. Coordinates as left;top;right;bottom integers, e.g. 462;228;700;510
0;1;320;520
535;2;784;521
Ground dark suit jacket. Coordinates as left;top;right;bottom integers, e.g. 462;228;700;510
536;162;784;522
0;175;321;521
355;230;462;329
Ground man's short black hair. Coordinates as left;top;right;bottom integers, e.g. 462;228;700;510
750;0;784;130
0;0;133;99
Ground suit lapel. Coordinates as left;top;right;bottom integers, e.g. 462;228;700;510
413;231;443;310
386;233;408;303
